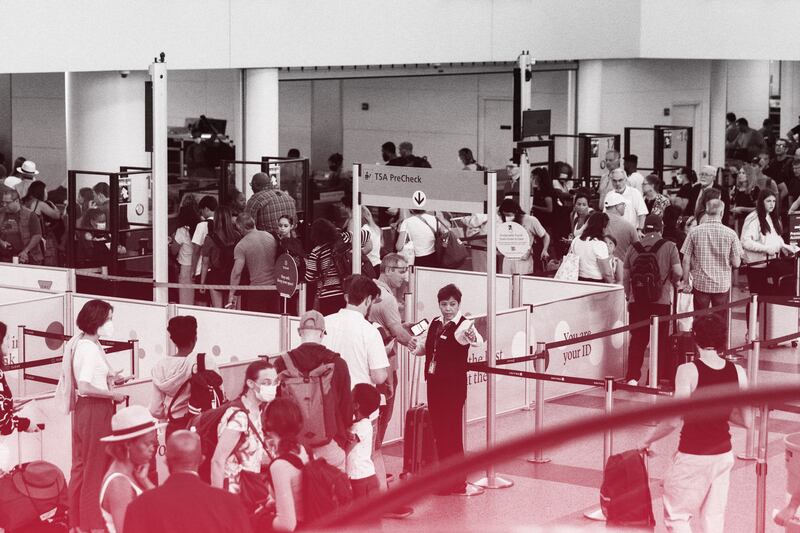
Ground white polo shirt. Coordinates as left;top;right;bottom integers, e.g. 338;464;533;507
323;308;390;388
619;186;648;228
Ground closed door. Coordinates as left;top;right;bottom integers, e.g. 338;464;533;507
672;103;700;171
480;98;513;170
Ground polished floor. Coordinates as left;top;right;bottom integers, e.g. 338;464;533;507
376;293;800;532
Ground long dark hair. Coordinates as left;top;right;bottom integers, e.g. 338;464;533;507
755;189;782;236
310;218;341;248
177;204;201;235
533;167;554;194
23;181;47;203
498;198;525;226
211;205;242;244
580;212;609;241
240;359;274;397
263;397;303;457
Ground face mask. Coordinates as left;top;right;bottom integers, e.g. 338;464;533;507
256;384;277;403
97;320;114;338
95;222;107;230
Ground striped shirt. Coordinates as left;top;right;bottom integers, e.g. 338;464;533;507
305;230;368;299
681;219;743;294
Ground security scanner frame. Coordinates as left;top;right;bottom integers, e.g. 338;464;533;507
66;168;155;299
624;125;693;181
548;133;621;190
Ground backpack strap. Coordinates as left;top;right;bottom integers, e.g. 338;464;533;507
272;452;304;470
280;351;306;378
166;353;206;423
632;242;645;254
416;214;439;238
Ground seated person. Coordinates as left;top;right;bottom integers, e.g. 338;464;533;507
77;208;126;266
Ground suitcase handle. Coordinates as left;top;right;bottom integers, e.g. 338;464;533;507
409;351;423;407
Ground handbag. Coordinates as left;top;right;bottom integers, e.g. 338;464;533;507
236;412;273;515
554;240;580;281
418;215;468;269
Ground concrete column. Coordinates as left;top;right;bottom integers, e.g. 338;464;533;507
66;71;149;173
780;61;799;141
577;60;603;134
708;60;729;168
243;68;279;197
0;75;10;167
310;79;342;172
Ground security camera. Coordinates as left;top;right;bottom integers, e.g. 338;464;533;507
119;70;130;79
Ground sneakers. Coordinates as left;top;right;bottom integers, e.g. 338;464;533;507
626;379;638;386
383;506;414;519
451;483;485;497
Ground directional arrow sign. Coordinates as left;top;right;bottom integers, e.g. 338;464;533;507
359;164;486;213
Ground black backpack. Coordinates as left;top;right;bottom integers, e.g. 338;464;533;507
332;235;375;280
168;353;224;424
600;449;655;527
629;239;667;303
274;453;353;526
189;398;245;483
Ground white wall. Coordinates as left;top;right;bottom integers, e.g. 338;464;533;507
280;71;569;172
725;60;770;130
0;75;10;166
168;69;241;145
11;73;67;189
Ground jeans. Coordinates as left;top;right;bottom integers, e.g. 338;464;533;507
692;290;729;337
662;451;735;533
627;302;671;383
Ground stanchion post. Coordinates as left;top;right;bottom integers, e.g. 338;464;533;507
279;314;290;352
755;403;769;533
511;273;521;308
64;291;74;337
738;295;759;461
648;315;659;388
475;170;512;490
726;284;734;350
298;283;307;315
603;376;614;467
131;339;140;379
528;342;550;464
16;325;25;368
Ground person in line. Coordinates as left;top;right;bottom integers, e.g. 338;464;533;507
264;397;310;532
740;189;797;333
201;205;242;308
570;189;593;235
0;187;43;264
670;166;696;213
123;430;253;533
420;283;484;496
22;180;63;266
190;195;218;282
764;138;794;205
684;165;730;221
2;156;26;189
98;406;160;533
662;205;687;253
368;253;418;462
623;154;645;192
358;206;382;276
597;149;622;208
170;204;202;305
555;161;575;192
622;215;682;386
387;141;431;168
245;172;297;235
211;359;276;492
458;148;484;171
602;191;640;260
10;159;39;199
786;159;800;214
0;321;37;436
498;198;550;275
380;141;398;164
638;315;751;533
731;117;766;161
78;208;127;266
730;163;757;232
323;275;411;517
150;315;221;436
609;168;648;229
680;199;743;336
347;383;381;499
228;212;278;313
502;160;521;199
604;235;623;284
274;214;305;269
60;299;128;532
642;174;671;218
571;212;614;283
305;218;351;315
274;310;352;472
694;187;722;224
395;209;440;268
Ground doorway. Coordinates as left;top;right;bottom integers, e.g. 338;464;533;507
672;103;701;171
479;98;513;170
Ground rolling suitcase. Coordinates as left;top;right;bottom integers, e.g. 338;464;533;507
402;355;437;476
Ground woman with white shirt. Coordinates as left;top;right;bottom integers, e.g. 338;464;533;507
395;210;440;268
360;206;382;275
570;212;614;283
170;205;202;305
741;190;795;298
64;299;129;532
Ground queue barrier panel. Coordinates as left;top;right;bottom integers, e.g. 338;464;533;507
73;294;168;379
528;288;627;401
413;267;512;321
0;285;59;305
174;305;282;366
519;275;619;306
0;264;74;293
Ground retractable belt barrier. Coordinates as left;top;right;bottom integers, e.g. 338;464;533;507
76;269;278;291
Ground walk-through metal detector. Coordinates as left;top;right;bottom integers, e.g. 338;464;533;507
549;133;621;190
624;125;693;181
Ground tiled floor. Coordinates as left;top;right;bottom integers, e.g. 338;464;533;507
371;296;800;532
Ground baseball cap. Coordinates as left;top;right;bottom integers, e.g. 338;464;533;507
603;191;626;208
643;214;663;233
298;310;325;331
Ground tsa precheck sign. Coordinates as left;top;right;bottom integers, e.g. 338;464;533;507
359;164;487;213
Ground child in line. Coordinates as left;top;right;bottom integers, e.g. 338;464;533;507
347;384;381;499
604;235;623;284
